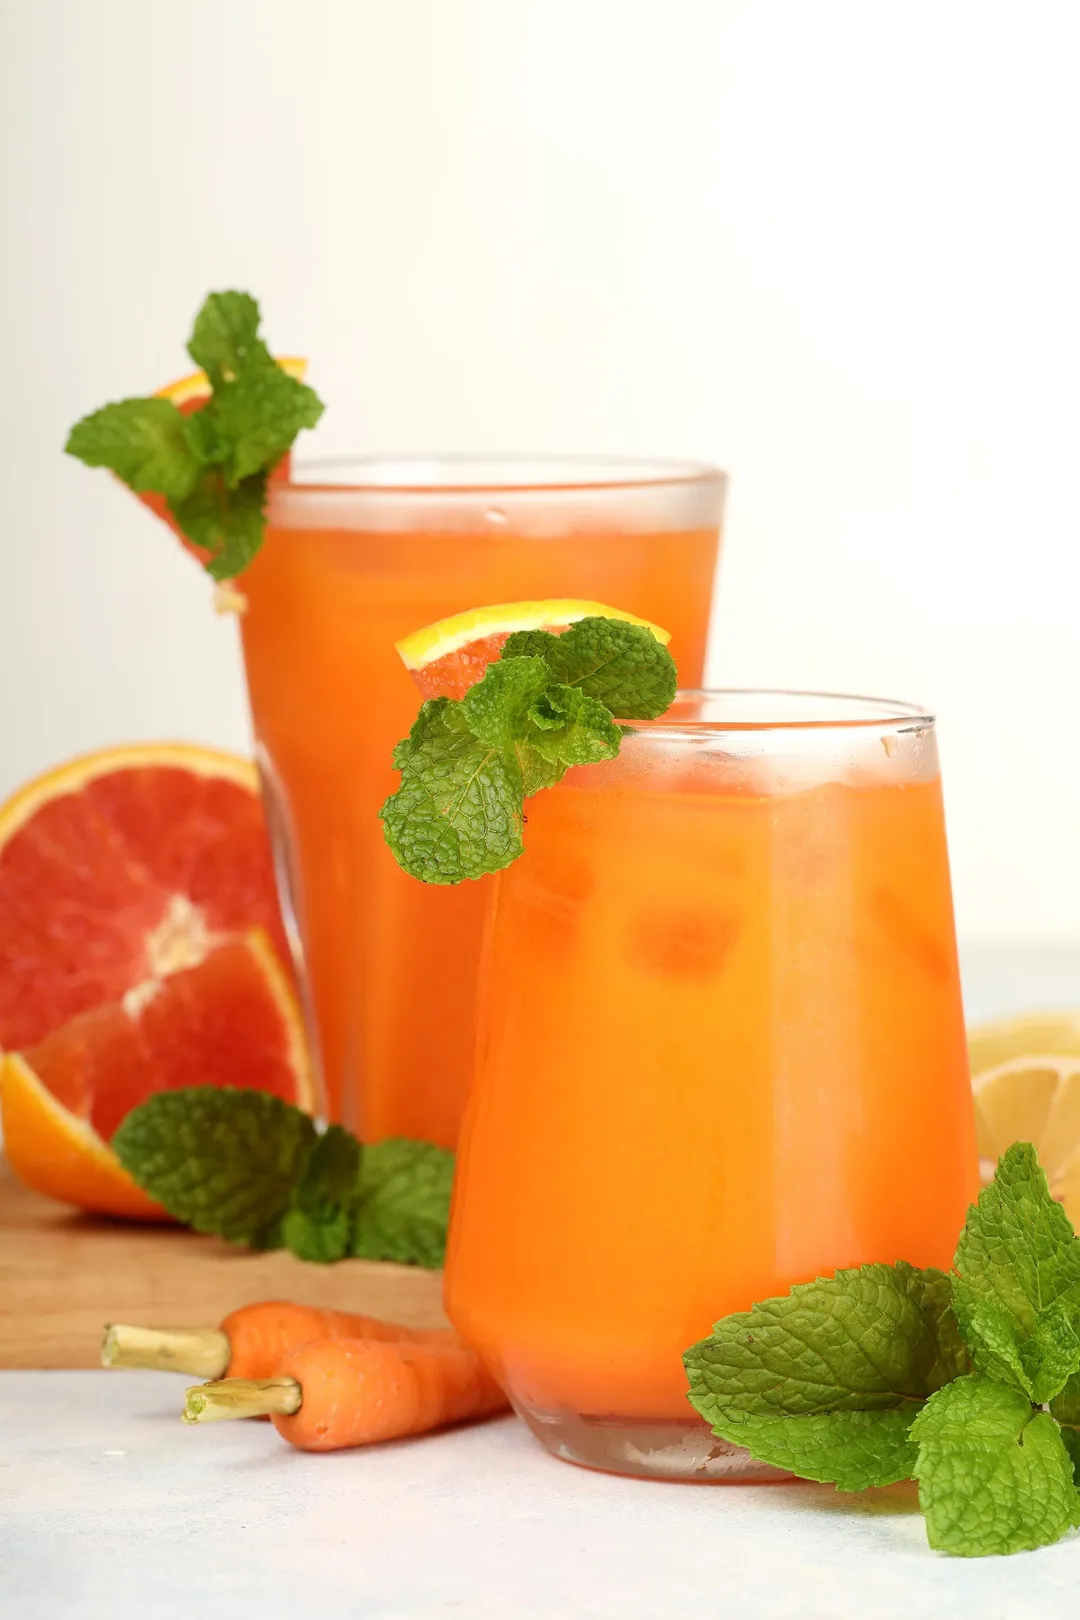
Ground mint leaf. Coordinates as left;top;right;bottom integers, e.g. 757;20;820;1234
205;361;323;486
1059;1422;1080;1488
684;1262;966;1490
967;1298;1080;1404
65;397;202;502
461;657;552;747
112;1087;316;1244
66;289;324;580
379;698;524;884
501;618;677;719
911;1376;1078;1556
351;1138;454;1268
706;1408;921;1493
1050;1374;1080;1489
280;1124;360;1264
524;684;622;770
169;469;267;580
952;1142;1080;1377
460;659;620;796
1051;1372;1080;1427
187;290;262;385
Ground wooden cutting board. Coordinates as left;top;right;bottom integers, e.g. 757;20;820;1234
0;1162;447;1369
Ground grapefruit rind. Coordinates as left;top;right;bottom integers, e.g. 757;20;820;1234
0;1053;169;1221
0;742;258;849
395;599;671;672
156;358;308;408
241;928;317;1115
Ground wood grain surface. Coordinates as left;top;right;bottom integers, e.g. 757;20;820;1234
0;1163;448;1369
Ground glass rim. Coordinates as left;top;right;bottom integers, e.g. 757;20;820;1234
636;689;936;736
281;453;725;497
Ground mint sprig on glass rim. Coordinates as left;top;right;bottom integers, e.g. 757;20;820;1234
379;616;679;885
112;1087;453;1269
65;290;323;580
684;1142;1080;1558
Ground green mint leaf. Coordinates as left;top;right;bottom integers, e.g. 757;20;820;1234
501;617;677;719
911;1376;1078;1556
706;1408;921;1493
523;684;622;770
279;1124;360;1264
112;1087;316;1244
1021;1302;1080;1403
379;698;524;884
684;1261;966;1490
459;659;621;797
168;470;267;580
65;397;202;502
281;1204;352;1264
1050;1372;1080;1492
1058;1422;1080;1489
187;290;263;385
1051;1371;1080;1428
67;289;325;580
203;359;324;486
350;1138;454;1268
952;1142;1080;1375
460;657;552;747
966;1297;1080;1403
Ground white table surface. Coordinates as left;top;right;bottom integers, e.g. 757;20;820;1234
2;1371;1078;1620
4;945;1080;1619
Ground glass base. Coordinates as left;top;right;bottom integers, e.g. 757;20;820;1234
517;1407;793;1483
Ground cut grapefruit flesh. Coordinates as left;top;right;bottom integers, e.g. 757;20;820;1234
0;743;292;1054
397;599;671;701
0;742;316;1217
0;1053;167;1221
22;930;311;1142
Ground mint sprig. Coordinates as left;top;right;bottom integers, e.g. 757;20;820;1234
380;618;676;885
684;1262;965;1491
684;1143;1080;1556
65;290;323;579
112;1088;452;1269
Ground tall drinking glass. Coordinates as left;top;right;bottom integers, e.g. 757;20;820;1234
238;459;724;1142
445;692;979;1479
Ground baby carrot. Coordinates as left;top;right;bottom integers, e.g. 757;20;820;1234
183;1336;508;1450
103;1301;455;1381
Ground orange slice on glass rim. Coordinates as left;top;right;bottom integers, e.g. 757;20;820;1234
397;599;671;701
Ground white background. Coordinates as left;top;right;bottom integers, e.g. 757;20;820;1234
2;0;1078;945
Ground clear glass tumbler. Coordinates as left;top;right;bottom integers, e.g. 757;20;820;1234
237;459;725;1142
445;691;979;1479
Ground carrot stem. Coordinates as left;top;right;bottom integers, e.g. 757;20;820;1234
183;1376;302;1425
102;1324;230;1379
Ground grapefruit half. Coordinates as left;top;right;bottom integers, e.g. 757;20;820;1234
0;743;315;1218
397;599;671;701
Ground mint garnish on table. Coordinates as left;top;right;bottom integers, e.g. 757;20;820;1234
65;290;323;579
684;1143;1080;1556
380;617;678;884
112;1088;453;1269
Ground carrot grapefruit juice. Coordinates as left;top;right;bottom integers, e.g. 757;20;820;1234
238;461;724;1142
445;692;979;1478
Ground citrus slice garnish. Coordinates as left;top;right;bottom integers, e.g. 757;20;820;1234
397;599;671;701
968;1012;1080;1079
972;1052;1080;1224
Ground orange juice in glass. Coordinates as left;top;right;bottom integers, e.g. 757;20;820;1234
445;691;979;1479
239;460;724;1143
